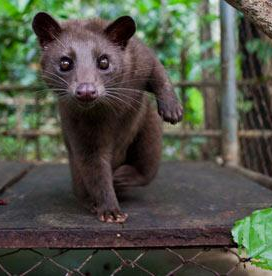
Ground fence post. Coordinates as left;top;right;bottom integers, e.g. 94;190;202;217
220;1;239;166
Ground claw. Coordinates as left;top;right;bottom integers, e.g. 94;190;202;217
98;210;128;223
158;100;183;124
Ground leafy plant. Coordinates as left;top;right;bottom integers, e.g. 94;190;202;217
246;38;272;64
183;88;204;126
232;208;272;270
0;0;219;161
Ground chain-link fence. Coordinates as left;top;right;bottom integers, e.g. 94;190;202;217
0;247;258;276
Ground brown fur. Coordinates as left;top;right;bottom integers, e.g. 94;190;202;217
32;13;182;223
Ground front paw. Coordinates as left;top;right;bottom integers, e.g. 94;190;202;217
98;206;128;223
157;100;183;124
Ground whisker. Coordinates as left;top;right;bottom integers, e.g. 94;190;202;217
106;87;167;104
106;94;138;113
105;77;158;88
103;63;172;86
41;75;66;85
50;32;68;50
106;90;143;106
105;76;156;87
100;96;119;117
42;70;69;86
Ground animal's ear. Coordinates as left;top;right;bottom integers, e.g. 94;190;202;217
32;12;62;48
105;16;136;48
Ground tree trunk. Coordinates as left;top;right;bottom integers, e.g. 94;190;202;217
224;0;272;38
199;0;220;159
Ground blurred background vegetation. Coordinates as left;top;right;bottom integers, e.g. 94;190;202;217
0;0;219;162
0;0;272;173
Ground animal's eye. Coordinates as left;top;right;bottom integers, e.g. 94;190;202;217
60;56;73;72
97;55;109;70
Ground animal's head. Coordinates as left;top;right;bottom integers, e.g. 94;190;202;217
32;12;136;106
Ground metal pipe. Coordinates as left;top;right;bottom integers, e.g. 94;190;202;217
220;1;239;166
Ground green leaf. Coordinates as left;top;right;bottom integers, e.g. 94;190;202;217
0;0;19;16
168;0;200;6
183;88;204;125
246;38;272;63
232;208;272;270
18;0;33;13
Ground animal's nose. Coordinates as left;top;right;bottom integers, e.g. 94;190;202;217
75;83;98;102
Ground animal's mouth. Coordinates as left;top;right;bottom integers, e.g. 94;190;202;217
74;96;99;107
73;96;102;111
76;95;97;103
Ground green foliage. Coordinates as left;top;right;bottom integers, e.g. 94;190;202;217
237;91;253;114
183;88;204;125
163;138;181;160
0;137;25;160
183;137;206;160
0;0;220;161
246;38;272;64
232;208;272;270
0;0;203;84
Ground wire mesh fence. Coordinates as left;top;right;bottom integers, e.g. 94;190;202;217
0;247;257;276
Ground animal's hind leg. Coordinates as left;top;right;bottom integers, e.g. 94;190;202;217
113;108;162;188
114;165;147;187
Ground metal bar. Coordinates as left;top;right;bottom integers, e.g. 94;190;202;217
0;129;61;138
0;84;42;92
0;98;54;105
220;1;239;166
163;129;272;139
230;165;272;190
175;77;272;88
2;129;272;139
